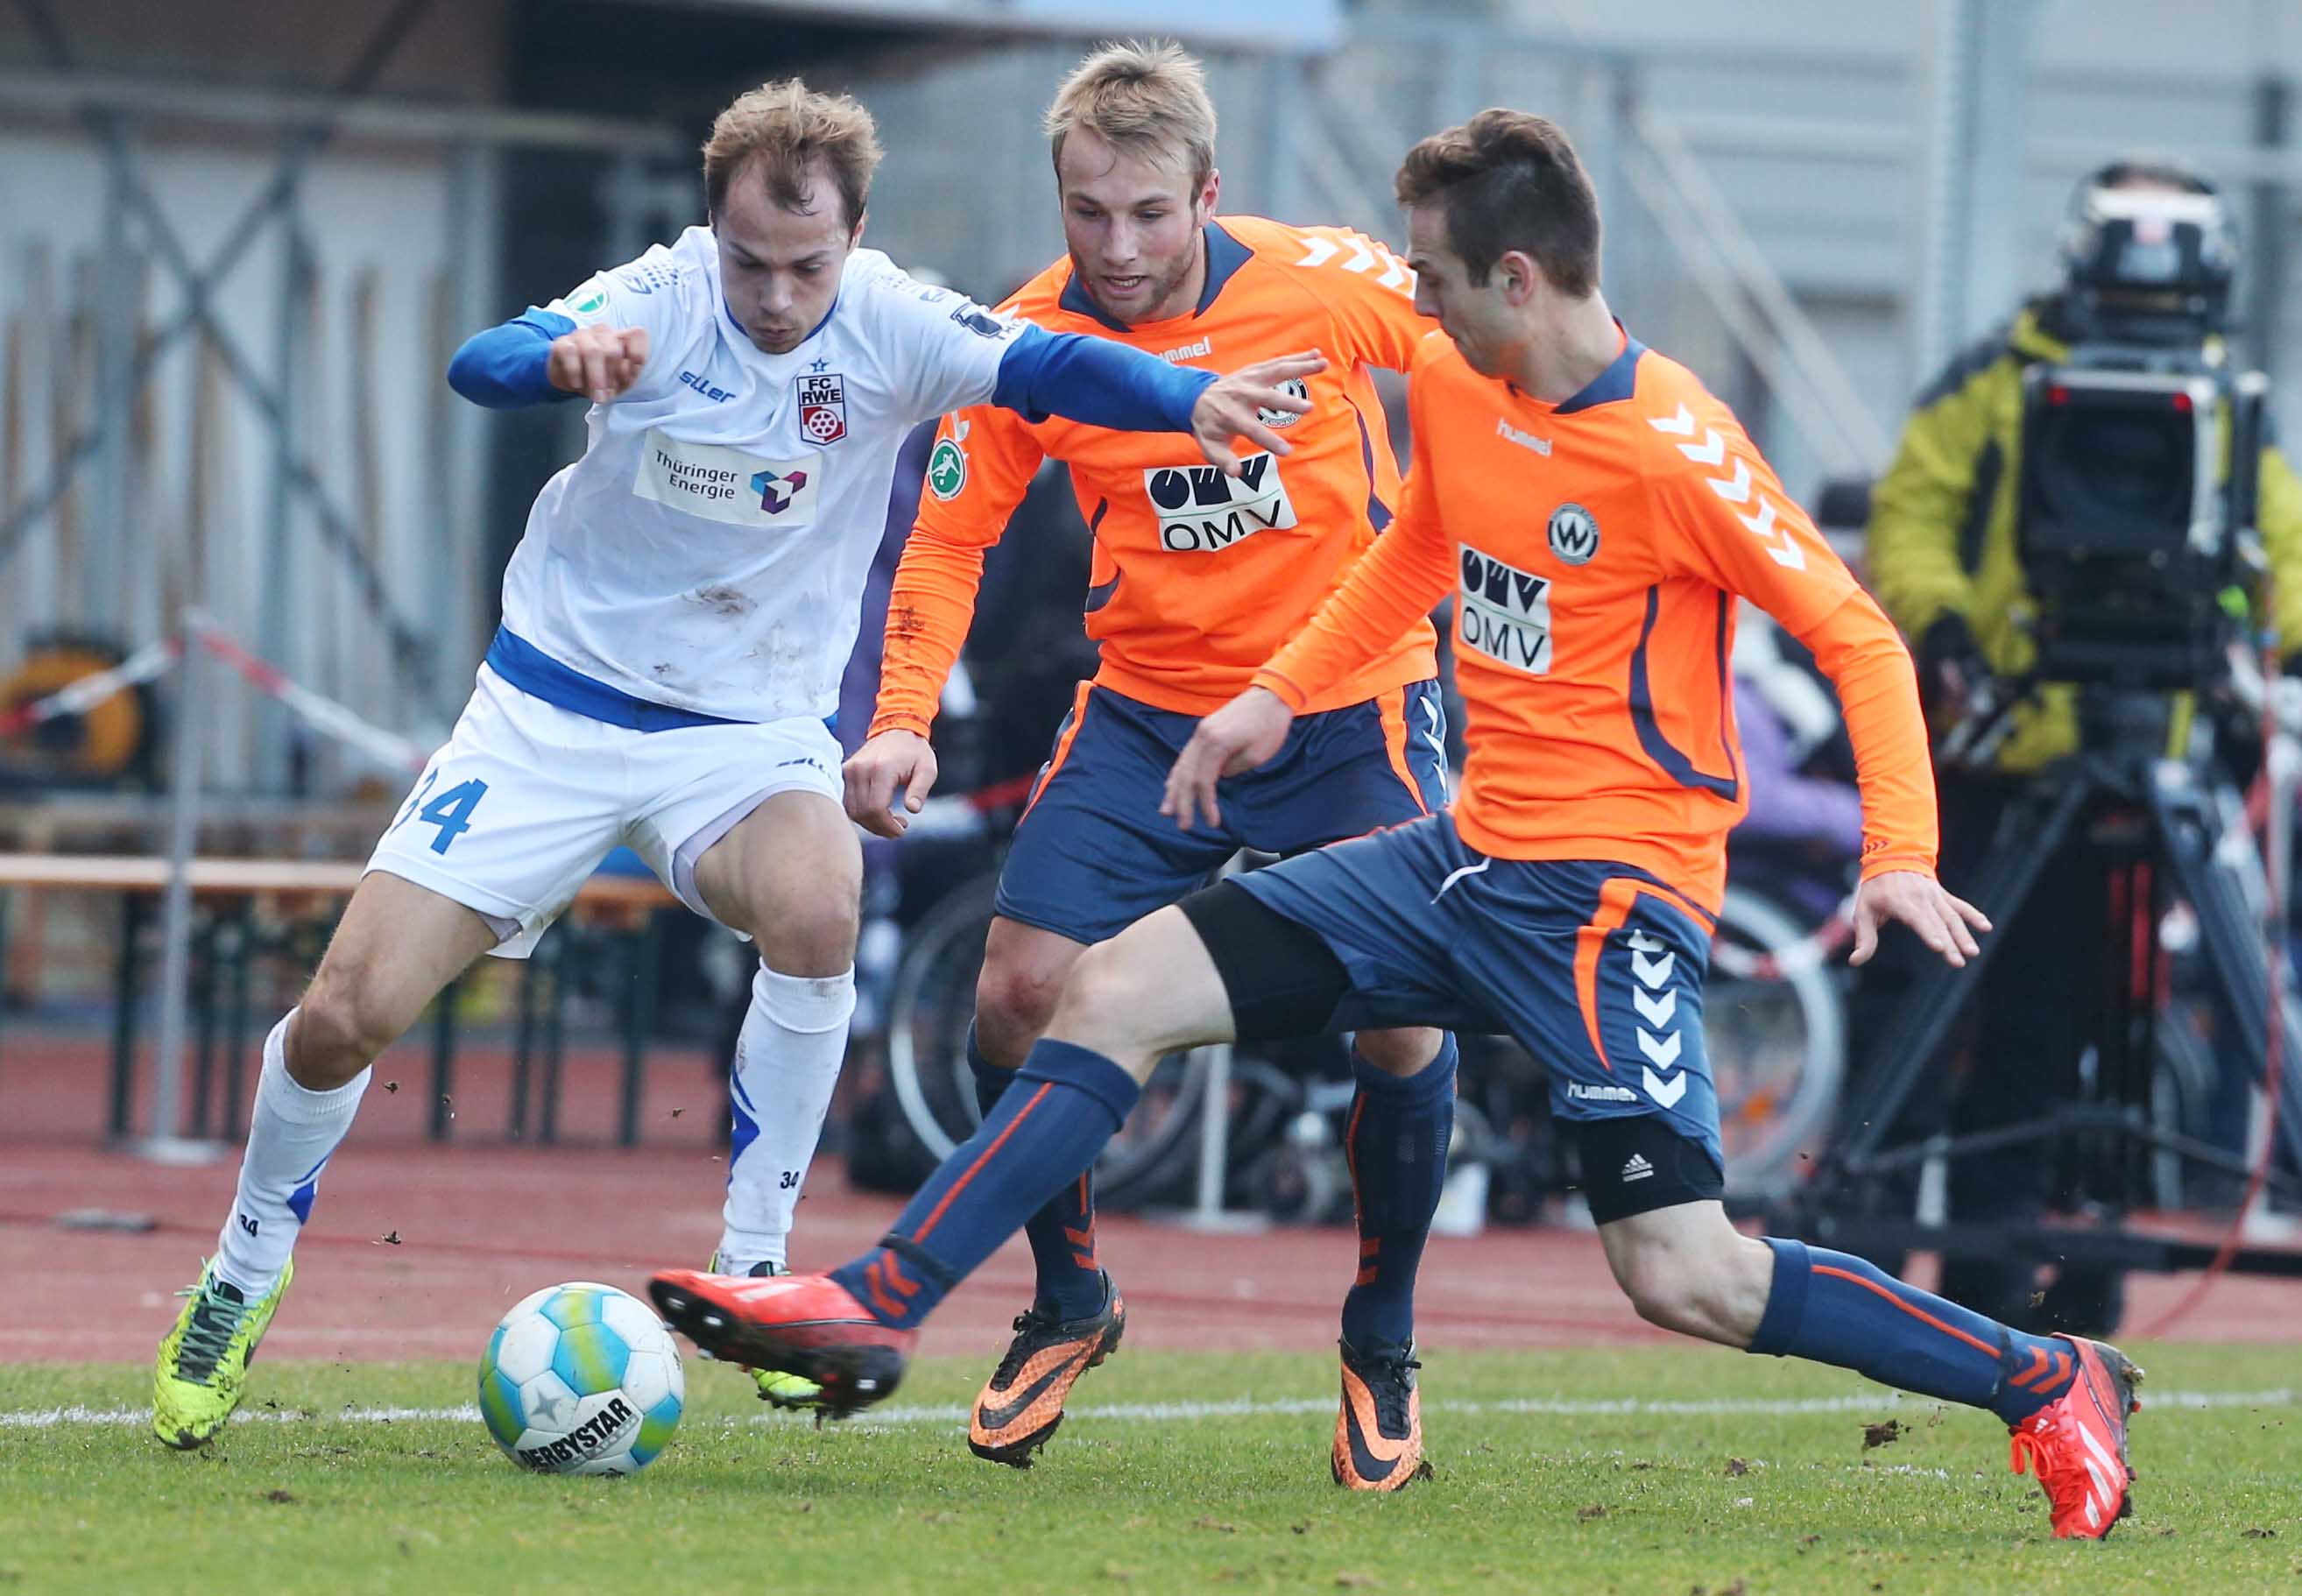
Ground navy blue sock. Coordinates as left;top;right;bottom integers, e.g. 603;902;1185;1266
1748;1239;2077;1423
1339;1035;1458;1348
967;1027;1105;1319
834;1040;1140;1331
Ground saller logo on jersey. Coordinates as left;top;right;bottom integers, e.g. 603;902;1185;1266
1458;545;1554;674
1144;452;1298;553
634;429;821;527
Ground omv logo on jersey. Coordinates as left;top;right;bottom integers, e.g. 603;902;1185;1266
634;429;821;527
1143;452;1299;553
751;467;809;515
1458;543;1554;675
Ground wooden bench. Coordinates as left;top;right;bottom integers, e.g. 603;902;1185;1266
0;855;685;1147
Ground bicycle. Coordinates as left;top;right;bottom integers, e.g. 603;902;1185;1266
886;842;1848;1208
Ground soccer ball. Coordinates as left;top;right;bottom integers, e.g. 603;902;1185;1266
477;1282;684;1475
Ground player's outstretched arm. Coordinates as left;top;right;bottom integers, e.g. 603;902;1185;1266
1161;688;1296;830
986;327;1323;478
1850;870;1990;968
844;730;938;839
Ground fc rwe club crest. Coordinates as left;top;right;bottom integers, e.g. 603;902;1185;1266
797;371;847;444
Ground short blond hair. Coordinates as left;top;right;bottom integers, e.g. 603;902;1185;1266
703;79;883;229
1043;40;1217;188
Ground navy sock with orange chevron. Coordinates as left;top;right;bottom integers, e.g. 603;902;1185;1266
1338;1035;1458;1348
1748;1239;2076;1423
968;1028;1105;1320
833;1040;1141;1331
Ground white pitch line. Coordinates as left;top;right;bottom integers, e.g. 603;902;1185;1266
3;1388;2291;1431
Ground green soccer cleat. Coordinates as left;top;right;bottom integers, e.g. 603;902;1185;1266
706;1252;826;1410
152;1257;293;1450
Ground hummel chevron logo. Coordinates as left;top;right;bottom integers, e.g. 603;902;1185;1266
1299;232;1414;292
1642;1067;1689;1108
1736;496;1807;570
1633;987;1677;1028
1631;946;1675;988
1704;459;1754;506
1677;427;1726;468
1649;403;1697;437
1636;1028;1683;1070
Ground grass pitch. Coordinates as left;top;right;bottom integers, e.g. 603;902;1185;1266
4;1345;2297;1594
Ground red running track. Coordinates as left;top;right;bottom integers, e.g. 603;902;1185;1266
2;1028;2294;1365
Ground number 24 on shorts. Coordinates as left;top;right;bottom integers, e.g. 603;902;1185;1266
393;771;491;855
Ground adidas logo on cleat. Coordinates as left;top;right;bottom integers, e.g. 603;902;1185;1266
1621;1154;1655;1183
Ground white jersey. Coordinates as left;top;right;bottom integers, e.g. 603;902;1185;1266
498;227;1028;724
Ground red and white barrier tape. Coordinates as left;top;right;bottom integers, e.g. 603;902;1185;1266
182;615;430;774
0;637;183;738
1;618;432;775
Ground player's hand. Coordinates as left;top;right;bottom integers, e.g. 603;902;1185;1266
844;730;939;839
1190;350;1328;477
1849;869;1991;968
547;324;650;405
1161;687;1295;830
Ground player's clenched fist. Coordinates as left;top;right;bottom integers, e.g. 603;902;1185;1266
1190;350;1328;477
547;324;651;405
1161;686;1296;830
844;728;939;839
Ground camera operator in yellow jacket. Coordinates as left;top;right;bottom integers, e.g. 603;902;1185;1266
1854;156;2300;1338
1869;163;2302;773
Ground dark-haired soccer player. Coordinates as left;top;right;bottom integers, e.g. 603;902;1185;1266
654;109;2143;1540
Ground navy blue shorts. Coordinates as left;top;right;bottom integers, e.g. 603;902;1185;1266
1233;813;1723;1167
994;680;1450;946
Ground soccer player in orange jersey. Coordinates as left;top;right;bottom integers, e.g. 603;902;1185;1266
838;42;1453;1482
657;111;2147;1538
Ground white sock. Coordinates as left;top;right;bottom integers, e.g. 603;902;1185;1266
718;964;855;1274
212;1010;370;1297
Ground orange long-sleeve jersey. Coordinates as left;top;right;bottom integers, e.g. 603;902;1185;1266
871;215;1439;738
1254;327;1938;915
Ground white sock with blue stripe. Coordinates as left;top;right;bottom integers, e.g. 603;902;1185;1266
212;1010;370;1298
717;964;854;1275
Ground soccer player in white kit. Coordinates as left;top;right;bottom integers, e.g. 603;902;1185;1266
152;78;1317;1448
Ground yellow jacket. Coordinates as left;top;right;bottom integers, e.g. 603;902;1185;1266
1866;301;2302;772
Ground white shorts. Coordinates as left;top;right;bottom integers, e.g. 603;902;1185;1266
366;664;844;958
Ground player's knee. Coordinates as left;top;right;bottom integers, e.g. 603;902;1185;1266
1616;1249;1722;1336
975;950;1065;1046
1612;1229;1768;1340
1354;1026;1444;1078
1048;939;1166;1051
293;968;405;1087
756;895;859;978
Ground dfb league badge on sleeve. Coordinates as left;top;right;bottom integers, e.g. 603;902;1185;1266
797;371;847;445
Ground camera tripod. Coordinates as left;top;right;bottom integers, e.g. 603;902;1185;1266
1783;694;2302;1279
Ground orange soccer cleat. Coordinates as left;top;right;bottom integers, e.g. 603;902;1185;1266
648;1268;914;1416
2007;1337;2144;1539
967;1273;1126;1468
1331;1336;1430;1492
